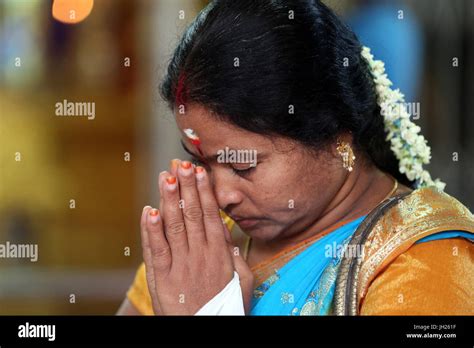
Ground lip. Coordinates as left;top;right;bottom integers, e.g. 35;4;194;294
233;218;260;228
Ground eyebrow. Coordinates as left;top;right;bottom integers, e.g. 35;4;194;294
180;140;215;163
180;139;267;164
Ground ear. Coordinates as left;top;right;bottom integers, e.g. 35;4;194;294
331;132;354;157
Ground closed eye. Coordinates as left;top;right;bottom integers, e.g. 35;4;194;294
186;156;256;177
230;165;256;177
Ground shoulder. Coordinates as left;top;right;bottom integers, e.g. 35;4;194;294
357;187;474;304
360;237;473;315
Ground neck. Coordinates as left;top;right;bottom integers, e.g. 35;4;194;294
314;163;393;233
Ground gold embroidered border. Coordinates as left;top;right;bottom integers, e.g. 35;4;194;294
357;187;474;310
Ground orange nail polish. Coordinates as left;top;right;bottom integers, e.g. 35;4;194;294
166;176;177;185
195;166;205;181
195;166;204;173
181;161;192;169
149;208;160;224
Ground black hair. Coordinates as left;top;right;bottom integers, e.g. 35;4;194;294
160;0;413;187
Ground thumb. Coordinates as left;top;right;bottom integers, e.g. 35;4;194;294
228;244;254;314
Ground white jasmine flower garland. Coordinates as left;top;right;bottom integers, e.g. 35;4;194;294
361;46;446;191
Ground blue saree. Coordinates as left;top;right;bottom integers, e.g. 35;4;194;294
250;215;474;316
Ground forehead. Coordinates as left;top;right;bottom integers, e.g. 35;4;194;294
174;104;266;148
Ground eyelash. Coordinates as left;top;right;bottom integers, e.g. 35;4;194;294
187;156;256;177
231;165;255;177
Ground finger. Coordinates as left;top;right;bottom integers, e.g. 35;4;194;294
228;244;254;314
160;160;180;218
229;245;252;281
194;166;227;246
158;171;167;219
160;171;189;254
140;205;161;313
177;160;206;247
146;207;171;274
170;158;181;177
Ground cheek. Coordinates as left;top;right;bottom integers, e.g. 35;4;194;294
255;156;340;213
249;163;304;208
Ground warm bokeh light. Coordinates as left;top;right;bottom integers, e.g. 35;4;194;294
52;0;94;24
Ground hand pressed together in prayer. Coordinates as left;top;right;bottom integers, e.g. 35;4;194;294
140;159;254;315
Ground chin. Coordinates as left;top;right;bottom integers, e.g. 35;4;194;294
240;222;281;242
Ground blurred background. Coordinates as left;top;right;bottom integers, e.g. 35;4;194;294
0;0;472;314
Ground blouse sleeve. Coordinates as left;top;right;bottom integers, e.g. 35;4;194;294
360;237;474;315
126;262;154;315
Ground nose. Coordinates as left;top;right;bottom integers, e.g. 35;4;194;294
210;169;244;210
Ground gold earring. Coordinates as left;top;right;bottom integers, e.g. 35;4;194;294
336;141;356;172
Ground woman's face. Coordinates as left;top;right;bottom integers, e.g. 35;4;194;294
175;104;347;243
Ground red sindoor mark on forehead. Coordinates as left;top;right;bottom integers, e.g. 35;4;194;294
183;128;207;163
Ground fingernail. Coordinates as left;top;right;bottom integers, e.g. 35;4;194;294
180;161;193;175
170;159;180;172
143;205;152;212
149;208;160;224
166;176;177;190
195;166;205;180
181;161;192;169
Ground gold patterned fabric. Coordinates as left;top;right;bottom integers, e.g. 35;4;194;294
126;187;474;315
356;187;474;314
